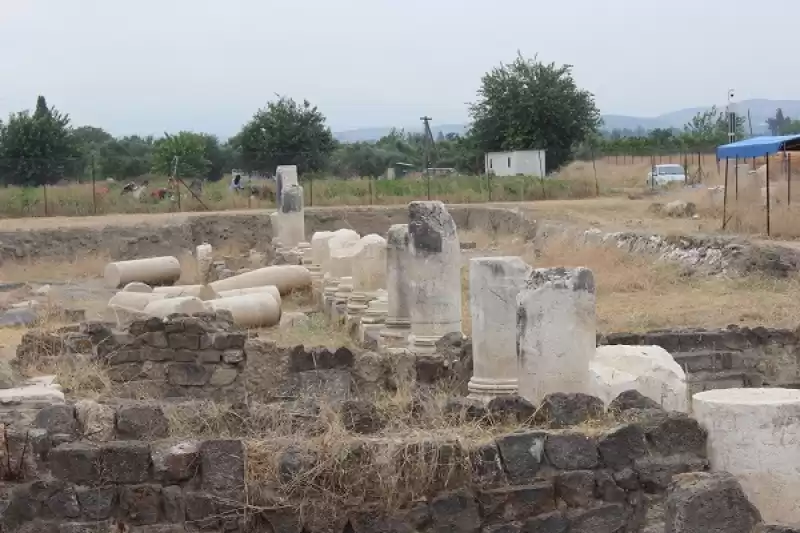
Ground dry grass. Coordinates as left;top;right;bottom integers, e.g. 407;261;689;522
459;229;800;333
0;254;110;283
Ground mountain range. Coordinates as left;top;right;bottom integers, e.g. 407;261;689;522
332;99;800;142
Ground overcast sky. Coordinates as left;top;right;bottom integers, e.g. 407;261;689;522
2;0;799;138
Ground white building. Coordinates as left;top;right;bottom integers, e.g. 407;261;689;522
485;150;547;177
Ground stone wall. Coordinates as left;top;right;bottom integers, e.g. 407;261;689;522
600;325;800;392
0;398;710;532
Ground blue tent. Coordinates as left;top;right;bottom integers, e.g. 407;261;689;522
716;134;800;160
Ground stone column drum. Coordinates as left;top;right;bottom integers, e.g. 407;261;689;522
516;267;596;404
348;234;388;319
381;224;412;347
468;256;532;401
693;388;800;526
407;201;462;355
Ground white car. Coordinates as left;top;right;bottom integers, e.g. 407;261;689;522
647;164;687;187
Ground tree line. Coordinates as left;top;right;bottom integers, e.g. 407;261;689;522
4;54;796;188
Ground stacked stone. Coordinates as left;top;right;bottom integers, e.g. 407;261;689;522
323;230;361;318
358;290;389;345
407;202;462;355
381;224;412;348
332;276;354;323
347;234;388;320
102;312;247;402
309;231;334;307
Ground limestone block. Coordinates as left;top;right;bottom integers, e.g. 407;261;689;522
104;256;182;288
196;243;213;285
121;282;153;293
322;229;360;277
277;185;305;247
311;231;335;267
693;388;800;526
143;296;206;318
276;164;299;205
468;256;532;401
205;293;281;328
108;291;169;311
209;265;311;295
407;201;462;354
352;234;388;292
153;285;218;300
590;345;688;413
329;238;364;279
517;267;596;404
382;224;412;344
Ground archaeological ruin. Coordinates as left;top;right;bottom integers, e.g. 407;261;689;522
1;198;800;532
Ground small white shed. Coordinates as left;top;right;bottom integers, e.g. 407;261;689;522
485;150;547;177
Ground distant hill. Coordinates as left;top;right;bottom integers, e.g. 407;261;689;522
333;99;800;142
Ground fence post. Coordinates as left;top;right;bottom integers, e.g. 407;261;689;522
487;173;492;202
91;154;97;215
369;176;373;205
426;172;431;201
43;184;48;216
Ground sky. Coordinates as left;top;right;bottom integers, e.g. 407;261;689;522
2;0;800;139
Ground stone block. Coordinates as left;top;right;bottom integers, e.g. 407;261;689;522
444;397;489;423
168;333;201;350
185;491;220;529
478;482;556;523
107;362;144;382
161;485;185;522
566;502;627;533
139;331;168;348
430;490;480;533
555;471;595;508
201;439;245;493
521;511;568;533
537;392;604;428
608;390;662;412
75;400;115;442
494;431;547;484
49;443;101;484
222;349;244;364
116;403;169;440
212;332;247;350
646;413;706;456
152;440;200;482
664;472;761;533
595;470;627;503
544;432;599;470
468;441;506;486
166;363;213;386
634;454;710;493
120;484;162;525
210;367;239;387
33;404;77;435
339;399;387;434
486;395;536;425
100;441;151;483
75;485;116;520
45;482;81;518
58;521;113;533
597;424;648;469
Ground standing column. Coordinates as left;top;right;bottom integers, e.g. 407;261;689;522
516;267;596;404
381;224;412;348
310;231;334;307
278;184;305;248
195;243;214;285
348;234;388;319
468;256;531;402
407;201;462;355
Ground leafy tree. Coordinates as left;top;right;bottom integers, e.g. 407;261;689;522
235;97;336;175
152;132;210;178
99;135;154;179
469;53;600;172
0;96;77;186
200;134;234;181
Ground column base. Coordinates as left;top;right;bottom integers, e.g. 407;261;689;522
409;334;439;355
467;378;519;402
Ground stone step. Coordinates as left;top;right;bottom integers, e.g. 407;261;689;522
686;369;764;396
671;350;757;373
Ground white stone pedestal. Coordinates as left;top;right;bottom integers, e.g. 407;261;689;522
407;202;462;355
468;256;532;402
277;185;305;248
693;388;800;527
348;234;387;319
381;224;412;348
516;267;596;404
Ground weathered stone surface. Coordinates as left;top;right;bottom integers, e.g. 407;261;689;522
166;362;212;386
201;439;245;493
58;521;113;533
75;485;116;520
107;362;144;382
152;440;200;482
161;485;185;523
646;413;707;456
75;400;115;442
487;395;536;424
609;389;663;412
278;445;316;484
635;454;709;493
430;490;480;533
116;403;168;440
665;472;761;533
120;484;162;525
416;355;447;383
45;482;80;518
566;502;628;533
445;397;488;423
556;470;595;508
49;443;101;484
209;367;239;387
33;404;77;435
339;399;387;434
222;349;244;364
544;433;599;470
537;393;604;428
521;511;569;533
469;441;506;486
595;470;627;503
479;483;556;522
185;491;219;529
597;424;648;469
100;441;151;483
494;431;546;484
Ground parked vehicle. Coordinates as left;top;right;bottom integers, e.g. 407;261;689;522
647;164;687;187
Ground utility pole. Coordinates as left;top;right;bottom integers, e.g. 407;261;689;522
420;116;433;200
727;89;736;143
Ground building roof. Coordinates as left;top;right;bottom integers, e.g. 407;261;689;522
716;134;800;160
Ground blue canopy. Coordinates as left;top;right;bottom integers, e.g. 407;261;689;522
716;134;800;160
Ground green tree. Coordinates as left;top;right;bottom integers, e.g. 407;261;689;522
469;53;600;172
235;97;336;175
152;132;210;178
0;96;77;186
99;135;154;179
